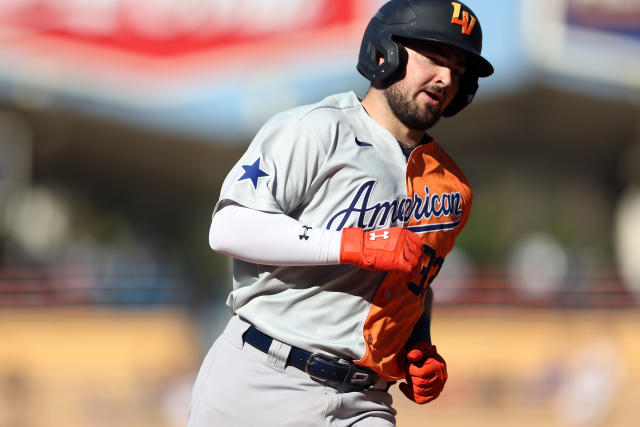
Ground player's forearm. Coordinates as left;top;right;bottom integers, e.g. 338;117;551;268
408;287;434;345
209;204;341;265
424;286;433;318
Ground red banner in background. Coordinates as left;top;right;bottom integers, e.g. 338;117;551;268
0;0;367;57
0;0;381;138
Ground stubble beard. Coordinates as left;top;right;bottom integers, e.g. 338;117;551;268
384;84;442;131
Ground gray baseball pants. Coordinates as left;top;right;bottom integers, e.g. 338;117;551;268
188;315;397;426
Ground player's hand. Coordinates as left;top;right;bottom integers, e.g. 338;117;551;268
339;227;422;275
399;341;447;404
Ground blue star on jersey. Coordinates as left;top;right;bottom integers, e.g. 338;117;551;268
238;157;269;189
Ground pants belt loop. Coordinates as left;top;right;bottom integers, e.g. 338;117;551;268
266;339;291;372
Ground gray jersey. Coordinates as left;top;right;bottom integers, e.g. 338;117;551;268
216;91;407;355
215;91;472;380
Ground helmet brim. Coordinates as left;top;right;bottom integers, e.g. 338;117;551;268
393;32;494;77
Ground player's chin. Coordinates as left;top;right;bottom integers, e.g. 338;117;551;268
424;100;444;117
419;109;442;129
400;103;441;131
405;114;439;132
413;100;441;120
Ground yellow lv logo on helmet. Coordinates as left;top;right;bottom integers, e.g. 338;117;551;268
450;2;476;35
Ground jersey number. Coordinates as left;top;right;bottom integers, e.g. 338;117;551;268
407;244;444;297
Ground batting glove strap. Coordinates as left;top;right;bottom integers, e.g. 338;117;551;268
339;227;422;274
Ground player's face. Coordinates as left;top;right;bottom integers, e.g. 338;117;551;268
384;42;468;131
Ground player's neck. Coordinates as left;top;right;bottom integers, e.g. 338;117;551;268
361;90;425;148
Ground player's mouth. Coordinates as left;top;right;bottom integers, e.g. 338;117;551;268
417;88;444;108
424;90;443;105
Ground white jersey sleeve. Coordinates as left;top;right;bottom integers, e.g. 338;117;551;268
216;112;325;216
209;204;341;265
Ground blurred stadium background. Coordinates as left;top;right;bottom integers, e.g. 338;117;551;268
0;0;638;426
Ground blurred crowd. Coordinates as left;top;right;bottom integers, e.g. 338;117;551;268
1;105;638;309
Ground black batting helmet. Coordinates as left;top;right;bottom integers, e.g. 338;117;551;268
357;0;494;116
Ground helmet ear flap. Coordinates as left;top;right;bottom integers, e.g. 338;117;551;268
443;73;478;117
357;23;407;89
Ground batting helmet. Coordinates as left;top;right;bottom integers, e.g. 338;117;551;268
357;0;494;116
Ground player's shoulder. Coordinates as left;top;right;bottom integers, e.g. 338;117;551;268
429;140;469;180
418;139;472;197
289;91;361;118
258;91;362;149
267;91;361;129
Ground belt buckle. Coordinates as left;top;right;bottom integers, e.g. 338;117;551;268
350;370;371;384
305;352;339;383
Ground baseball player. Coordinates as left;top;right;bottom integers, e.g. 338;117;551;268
188;0;493;425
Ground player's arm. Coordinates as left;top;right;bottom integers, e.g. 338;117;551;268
210;203;340;265
407;286;433;345
400;286;448;404
210;203;422;273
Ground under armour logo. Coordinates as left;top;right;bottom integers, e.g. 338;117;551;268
450;1;476;36
299;226;312;240
369;231;389;240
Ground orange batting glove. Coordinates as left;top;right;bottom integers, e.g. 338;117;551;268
339;227;422;275
399;341;448;404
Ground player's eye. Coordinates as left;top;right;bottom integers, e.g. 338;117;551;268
452;67;466;78
428;55;465;79
425;55;442;66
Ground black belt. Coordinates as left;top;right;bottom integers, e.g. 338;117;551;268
243;324;379;390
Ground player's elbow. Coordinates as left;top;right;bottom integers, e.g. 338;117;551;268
209;210;229;254
208;219;218;252
208;205;241;256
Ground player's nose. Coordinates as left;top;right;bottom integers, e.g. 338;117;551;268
433;65;453;87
